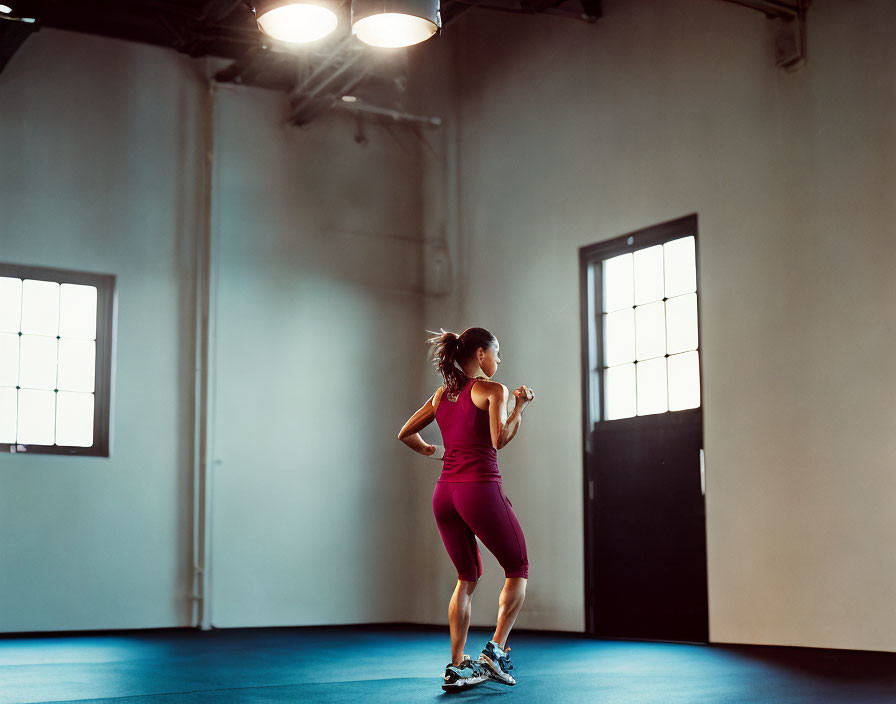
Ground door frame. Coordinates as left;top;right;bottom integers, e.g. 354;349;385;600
578;213;705;636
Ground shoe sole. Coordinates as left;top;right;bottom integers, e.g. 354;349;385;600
441;673;489;693
479;654;516;686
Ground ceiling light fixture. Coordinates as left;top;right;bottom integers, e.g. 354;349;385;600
351;0;440;48
254;0;339;43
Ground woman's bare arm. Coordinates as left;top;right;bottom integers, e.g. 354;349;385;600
397;388;443;456
487;383;525;450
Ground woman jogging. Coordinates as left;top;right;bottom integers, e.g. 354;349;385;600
398;326;535;693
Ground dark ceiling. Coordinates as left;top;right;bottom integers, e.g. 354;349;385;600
0;0;601;125
1;0;807;125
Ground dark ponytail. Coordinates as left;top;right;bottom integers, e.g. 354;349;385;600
425;326;497;397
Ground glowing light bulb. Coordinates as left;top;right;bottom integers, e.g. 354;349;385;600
256;3;338;43
352;12;437;48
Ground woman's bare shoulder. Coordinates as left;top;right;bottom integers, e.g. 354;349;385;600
432;385;446;411
475;379;507;392
472;379;508;402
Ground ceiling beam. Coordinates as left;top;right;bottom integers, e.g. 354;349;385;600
442;0;600;24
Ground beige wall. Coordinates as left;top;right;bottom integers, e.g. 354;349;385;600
0;30;205;631
0;30;426;631
407;0;896;651
207;85;425;626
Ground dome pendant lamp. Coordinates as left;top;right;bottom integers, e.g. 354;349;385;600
351;0;441;48
254;0;339;43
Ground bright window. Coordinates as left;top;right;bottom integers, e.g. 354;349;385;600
600;236;700;420
0;264;114;456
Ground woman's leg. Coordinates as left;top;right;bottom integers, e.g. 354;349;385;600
433;482;484;665
452;483;530;652
448;578;477;665
492;577;527;650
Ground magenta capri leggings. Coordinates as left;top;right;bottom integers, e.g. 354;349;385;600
432;481;529;582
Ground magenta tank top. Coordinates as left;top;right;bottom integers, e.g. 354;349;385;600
435;377;501;483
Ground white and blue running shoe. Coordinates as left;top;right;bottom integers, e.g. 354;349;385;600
478;640;516;685
442;654;489;693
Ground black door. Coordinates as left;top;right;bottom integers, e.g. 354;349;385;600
580;214;708;643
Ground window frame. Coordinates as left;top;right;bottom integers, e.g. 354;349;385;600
0;262;116;458
579;214;702;430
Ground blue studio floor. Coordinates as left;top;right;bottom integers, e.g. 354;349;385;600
1;625;894;704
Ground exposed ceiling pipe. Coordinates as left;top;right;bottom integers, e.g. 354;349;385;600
334;100;442;126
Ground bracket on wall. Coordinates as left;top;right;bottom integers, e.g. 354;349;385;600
718;0;811;70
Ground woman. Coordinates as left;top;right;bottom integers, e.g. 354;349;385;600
398;326;535;693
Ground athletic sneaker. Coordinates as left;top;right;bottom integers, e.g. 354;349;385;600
441;653;489;693
479;639;516;685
